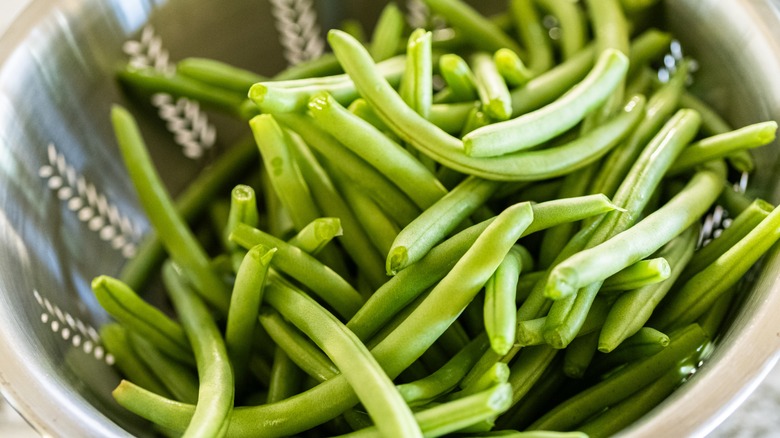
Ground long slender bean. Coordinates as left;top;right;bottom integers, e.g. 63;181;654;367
472;52;513;121
101;323;172;398
128;332;199;404
287;217;343;255
111;106;230;313
599;257;671;293
534;0;588;60
264;279;423;438
161;262;233;438
369;3;405;62
463;49;628;157
177;57;266;93
562;331;599;378
266;348;304;404
400;29;434;119
510;0;554;74
440;54;479;101
223;185;259;252
494;49;533;87
507;345;559;405
485;245;531;355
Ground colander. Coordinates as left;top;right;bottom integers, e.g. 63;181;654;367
1;0;779;436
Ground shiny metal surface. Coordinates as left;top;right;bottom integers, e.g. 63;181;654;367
0;1;778;437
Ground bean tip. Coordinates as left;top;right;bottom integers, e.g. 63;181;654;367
386;247;408;276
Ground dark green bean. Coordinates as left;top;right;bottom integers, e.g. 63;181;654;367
472;52;513;121
600;257;671;293
369;3;405;61
177;57;266;93
111;106;231;313
101;323;172;398
485;245;532;355
128;332;199;404
507;345;558;405
494;49;533;87
534;0;588;60
223;185;259;252
266;348;304;404
162;262;233;438
272;53;343;81
510;0;554;74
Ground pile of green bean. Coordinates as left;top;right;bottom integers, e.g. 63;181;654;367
101;0;780;437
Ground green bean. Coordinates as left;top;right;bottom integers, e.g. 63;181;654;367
485;246;532;355
453;362;510;400
101;323;173;398
111;106;231;313
387;176;501;275
682;199;773;281
589;59;690;199
652;202;780;331
225;245;275;387
534;0;588;60
369;3;405;62
460;107;493;138
334;173;399;256
495;359;566;430
307;92;447;209
161;262;233;438
400;29;433;119
562;331;599;378
128;332;199;404
272;53;343;81
440;54;479;101
264;279;423;438
275;112;421;225
517;297;608;347
430;101;479;134
528;324;706;431
592;328;672;375
494;49;533;87
287;217;343;255
625;66;655;97
577;364;688;437
462;432;588;438
223;185;259;252
266;348;304;404
285;132;387;288
507;345;558;405
599;257;671;293
463;49;629;157
258;306;339;382
510;0;554;75
340;18;367;43
177;57;266;93
249;55;406;114
116;68;250;119
697;286;738;340
260;170;295;239
421;0;524;55
229;223;363;319
92;275;193;365
619;0;661;13
249;115;321;230
397;334;490;406
585;0;629;67
667;121;777;175
342;383;512;438
119;136;257;290
545;168;723;300
472;52;513;121
598;225;698;353
516;271;546;303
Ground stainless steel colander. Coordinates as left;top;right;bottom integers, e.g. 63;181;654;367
1;0;780;436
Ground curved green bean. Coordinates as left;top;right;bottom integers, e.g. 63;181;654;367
472;52;513;121
510;0;554;75
369;3;405;62
600;257;671;293
177;57;266;93
485;245;531;355
287;217;343;255
162;262;233;438
440;54;479;101
534;0;588;60
101;323;172;398
463;49;629;157
111;106;230;314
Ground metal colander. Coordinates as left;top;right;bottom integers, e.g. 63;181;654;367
1;0;780;437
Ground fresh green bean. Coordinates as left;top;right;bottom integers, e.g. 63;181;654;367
307;92;447;209
387;176;501;275
516;297;609;347
510;0;554;75
111;106;231;313
697;286;738;340
275;112;421;226
528;324;706;431
101;324;173;398
116;68;250;119
161;262;233;438
471;52;513;121
369;3;405;62
592;329;671;376
260;170;295;239
453;362;510;400
440;54;479;101
249;55;406;114
652;202;780;330
119;136;257;290
421;0;524;55
92;276;193;365
400;29;434;119
334;173;400;256
463;49;629;157
258;306;339;382
229;223;364;319
583;0;629;117
507;345;559;405
266;348;304;404
545;168;723;300
494;49;533;87
485;245;532;355
600;257;671;293
264;279;423;438
667;121;777;175
598;225;698;353
340;18;367;43
225;245;275;387
177;57;266;93
397;334;490;406
272;53;343;81
287;217;343;255
223;185;259;252
534;0;588;60
341;384;512;438
128;332;199;404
